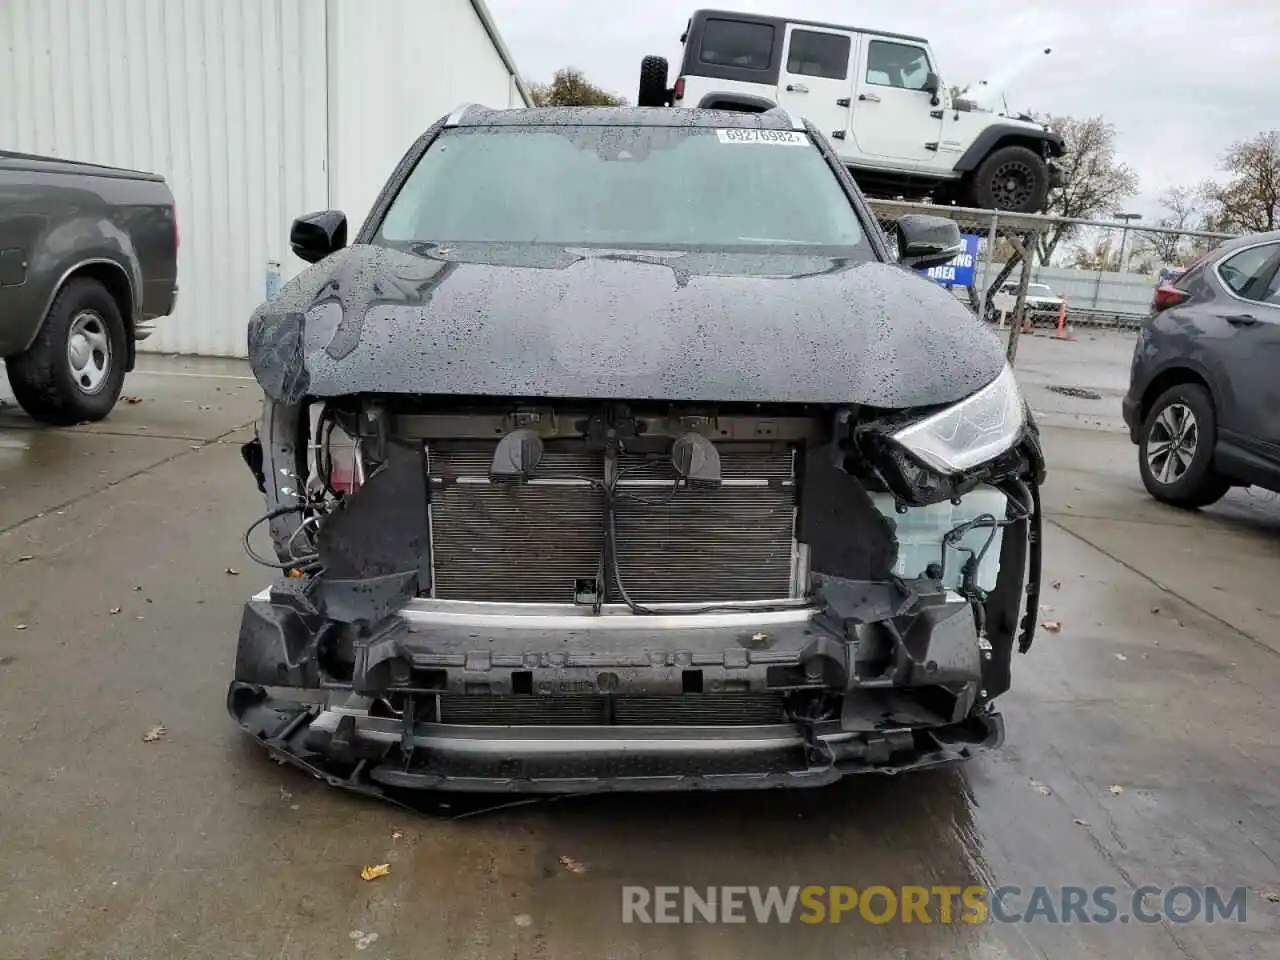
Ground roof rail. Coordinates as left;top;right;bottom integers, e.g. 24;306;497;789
444;103;489;127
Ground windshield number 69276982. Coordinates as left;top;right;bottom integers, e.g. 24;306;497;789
715;129;807;145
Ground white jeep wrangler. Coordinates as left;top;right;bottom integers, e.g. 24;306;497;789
638;9;1066;213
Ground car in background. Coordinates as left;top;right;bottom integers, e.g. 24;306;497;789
229;105;1047;798
1;150;178;425
999;281;1065;324
1123;231;1280;507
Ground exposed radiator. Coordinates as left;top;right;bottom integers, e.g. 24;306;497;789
437;693;789;726
426;445;797;604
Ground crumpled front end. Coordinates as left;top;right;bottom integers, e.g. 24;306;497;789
229;386;1044;797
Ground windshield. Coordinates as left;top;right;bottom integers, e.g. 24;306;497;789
374;125;870;250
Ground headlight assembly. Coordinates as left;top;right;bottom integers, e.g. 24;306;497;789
892;365;1026;474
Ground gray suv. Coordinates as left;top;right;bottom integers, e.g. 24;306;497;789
1123;231;1280;507
228;105;1047;798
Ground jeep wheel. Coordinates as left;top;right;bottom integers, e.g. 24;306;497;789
638;55;669;107
4;277;128;425
1137;383;1231;509
968;145;1050;213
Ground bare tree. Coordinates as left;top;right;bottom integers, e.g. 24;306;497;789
529;68;627;107
1036;116;1139;263
1069;235;1121;272
1202;130;1280;233
1138;186;1202;263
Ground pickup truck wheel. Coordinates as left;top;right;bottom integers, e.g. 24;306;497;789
638;56;669;107
968;145;1049;213
5;277;128;425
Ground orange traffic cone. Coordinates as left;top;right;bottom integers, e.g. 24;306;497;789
1052;302;1073;341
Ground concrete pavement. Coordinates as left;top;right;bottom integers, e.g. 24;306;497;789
2;337;1278;959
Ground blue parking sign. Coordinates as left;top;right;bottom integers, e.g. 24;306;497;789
920;233;980;287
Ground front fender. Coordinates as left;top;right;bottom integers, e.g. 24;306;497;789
952;123;1064;173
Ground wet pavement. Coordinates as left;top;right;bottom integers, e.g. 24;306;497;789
2;335;1278;959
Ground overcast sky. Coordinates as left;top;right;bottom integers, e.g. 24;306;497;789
486;0;1277;219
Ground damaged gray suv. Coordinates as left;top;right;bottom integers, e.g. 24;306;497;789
229;105;1046;797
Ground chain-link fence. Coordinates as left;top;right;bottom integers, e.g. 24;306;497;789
866;199;1238;363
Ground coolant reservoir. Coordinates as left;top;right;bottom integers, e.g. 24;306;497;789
868;489;1008;593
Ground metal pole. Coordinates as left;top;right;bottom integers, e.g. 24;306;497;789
1005;232;1034;366
1113;212;1143;274
978;210;999;320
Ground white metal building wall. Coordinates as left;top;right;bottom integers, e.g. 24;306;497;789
0;0;529;358
327;0;529;233
0;0;330;357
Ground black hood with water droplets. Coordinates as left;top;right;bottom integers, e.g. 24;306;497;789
247;243;1005;409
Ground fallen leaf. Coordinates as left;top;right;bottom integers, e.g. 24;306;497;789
559;855;588;874
1051;580;1061;590
142;724;166;742
287;568;305;579
109;607;122;615
350;930;380;951
360;863;391;882
1041;620;1062;633
1107;785;1124;796
225;567;240;576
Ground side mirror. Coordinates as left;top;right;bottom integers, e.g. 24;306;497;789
896;214;964;270
290;210;348;264
923;71;941;106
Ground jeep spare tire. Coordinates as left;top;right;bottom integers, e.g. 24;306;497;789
969;144;1050;213
638;56;669;107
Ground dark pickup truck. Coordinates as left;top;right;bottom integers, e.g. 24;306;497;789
1;150;178;424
